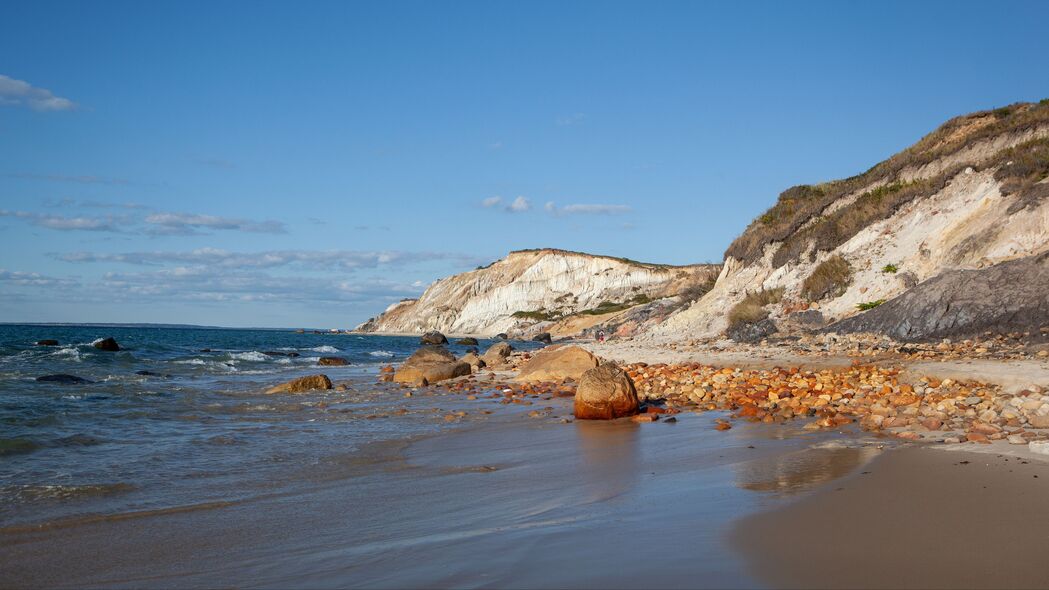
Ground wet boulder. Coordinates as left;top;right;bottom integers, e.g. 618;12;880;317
574;364;640;420
394;345;470;386
265;374;333;394
318;357;349;366
36;374;93;385
456;337;479;346
420;331;448;345
496;333;508;340
93;337;120;352
533;332;552;344
36;339;59;346
515;345;599;382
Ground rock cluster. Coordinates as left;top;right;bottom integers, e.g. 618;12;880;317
624;362;1049;443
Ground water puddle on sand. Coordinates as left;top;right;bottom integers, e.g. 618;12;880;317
734;443;884;497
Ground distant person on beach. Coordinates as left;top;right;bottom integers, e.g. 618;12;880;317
596;330;606;342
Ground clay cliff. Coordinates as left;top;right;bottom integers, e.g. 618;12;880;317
355;249;720;337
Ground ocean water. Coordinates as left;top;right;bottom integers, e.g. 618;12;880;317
0;324;529;529
0;324;882;588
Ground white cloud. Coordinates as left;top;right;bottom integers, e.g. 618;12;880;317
544;202;632;216
0;74;77;112
0;269;78;288
507;196;531;212
144;212;287;235
481;196;503;208
0;209;123;232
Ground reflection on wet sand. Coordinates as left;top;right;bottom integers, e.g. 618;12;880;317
573;420;641;502
734;445;881;496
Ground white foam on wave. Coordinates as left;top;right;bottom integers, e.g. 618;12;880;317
310;345;340;353
175;358;207;365
368;350;394;358
53;347;83;361
229;351;268;362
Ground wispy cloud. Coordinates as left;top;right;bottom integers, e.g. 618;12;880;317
544;202;632;216
144;212;287;235
481;196;503;208
0;74;77;112
507;196;531;212
556;113;586;126
7;172;128;185
0;209;124;232
0;269;78;288
55;247;485;272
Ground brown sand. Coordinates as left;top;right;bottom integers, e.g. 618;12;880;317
732;447;1049;589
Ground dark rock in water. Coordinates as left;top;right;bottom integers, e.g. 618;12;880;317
288;352;300;358
36;374;93;384
263;351;300;358
533;332;552;344
93;337;120;352
420;331;448;345
135;370;172;378
200;348;212;352
727;318;778;343
318;356;349;366
265;374;332;394
464;346;479;355
829;252;1049;342
496;333;508;340
456;337;479;346
36;339;59;346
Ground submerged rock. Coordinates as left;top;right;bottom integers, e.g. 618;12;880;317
36;339;59;346
93;337;120;352
496;333;508;340
265;374;333;394
394;346;470;386
574;364;640;420
515;345;599;382
420;331;448;345
533;332;552;344
36;374;93;384
318;357;349;366
456;337;479;346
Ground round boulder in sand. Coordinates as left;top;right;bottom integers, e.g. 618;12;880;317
394;345;470;386
514;345;599;382
574;364;640;420
265;374;333;394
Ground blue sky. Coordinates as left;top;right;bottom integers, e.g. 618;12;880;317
2;0;1047;328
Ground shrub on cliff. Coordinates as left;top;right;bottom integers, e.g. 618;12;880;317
728;287;784;328
801;255;853;301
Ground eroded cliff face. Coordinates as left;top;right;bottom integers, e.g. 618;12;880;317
650;101;1049;342
355;249;719;336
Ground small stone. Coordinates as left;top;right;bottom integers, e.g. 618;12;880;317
1007;434;1027;445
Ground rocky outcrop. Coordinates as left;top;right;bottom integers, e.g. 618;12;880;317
420;331;448;345
36;374;93;384
574;364;640;420
394;346;470;386
318;357;349;366
829;252;1049;341
515;345;600;382
93;337;120;352
456;337;478;346
532;332;552;344
356;249;719;337
265;374;333;394
652;101;1049;341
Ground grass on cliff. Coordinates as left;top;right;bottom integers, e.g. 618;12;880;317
727;287;784;328
856;299;886;311
725;101;1049;267
801;255;853;301
511;309;561;322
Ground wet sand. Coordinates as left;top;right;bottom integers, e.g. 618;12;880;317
0;404;881;589
732;447;1049;589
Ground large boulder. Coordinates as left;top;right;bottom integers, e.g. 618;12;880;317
265;374;333;394
93;337;120;352
459;352;486;371
394;346;470;386
574;364;640;420
318;356;349;366
533;332;552;344
420;331;448;345
456;337;479;346
481;342;513;367
515;345;600;382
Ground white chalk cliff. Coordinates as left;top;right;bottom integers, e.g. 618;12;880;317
356;249;719;336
